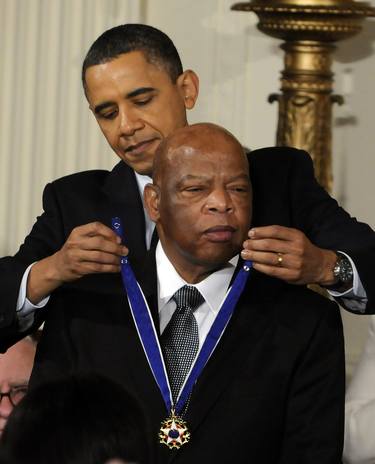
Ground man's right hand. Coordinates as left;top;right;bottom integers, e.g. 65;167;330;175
27;222;128;304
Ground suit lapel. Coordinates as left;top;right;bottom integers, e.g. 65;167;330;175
101;161;148;273
136;250;160;336
184;272;284;435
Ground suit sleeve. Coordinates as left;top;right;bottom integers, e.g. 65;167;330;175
0;182;66;351
289;149;375;314
250;147;375;314
279;298;345;463
344;316;375;464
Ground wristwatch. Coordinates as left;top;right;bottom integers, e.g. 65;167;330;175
332;252;353;285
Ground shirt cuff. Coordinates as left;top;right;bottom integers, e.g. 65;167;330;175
16;263;50;317
327;252;367;313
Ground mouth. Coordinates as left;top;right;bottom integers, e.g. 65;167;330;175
204;225;236;242
124;138;159;156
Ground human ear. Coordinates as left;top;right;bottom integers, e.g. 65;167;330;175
177;70;199;110
144;184;161;223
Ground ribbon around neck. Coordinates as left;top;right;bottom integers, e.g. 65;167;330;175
112;217;252;415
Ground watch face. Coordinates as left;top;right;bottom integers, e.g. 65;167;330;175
341;260;353;283
335;255;353;283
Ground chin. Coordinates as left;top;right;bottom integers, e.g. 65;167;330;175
125;161;153;176
197;248;239;269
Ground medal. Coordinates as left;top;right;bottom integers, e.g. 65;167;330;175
159;409;191;449
112;217;252;450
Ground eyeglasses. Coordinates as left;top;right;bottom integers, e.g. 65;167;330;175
0;385;28;407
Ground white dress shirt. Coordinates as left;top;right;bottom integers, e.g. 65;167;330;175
344;315;375;464
156;242;238;343
134;172;155;250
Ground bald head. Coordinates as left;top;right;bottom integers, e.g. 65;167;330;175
152;123;248;186
144;122;252;283
0;337;37;436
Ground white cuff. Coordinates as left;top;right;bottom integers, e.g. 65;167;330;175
16;263;50;317
328;252;367;313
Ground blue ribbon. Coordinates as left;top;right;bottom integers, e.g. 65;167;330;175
112;217;252;415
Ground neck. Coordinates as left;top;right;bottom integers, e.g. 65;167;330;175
173;265;215;284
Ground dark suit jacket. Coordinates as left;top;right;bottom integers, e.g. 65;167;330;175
0;146;374;352
29;253;345;463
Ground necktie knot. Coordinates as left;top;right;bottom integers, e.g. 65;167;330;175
172;286;204;313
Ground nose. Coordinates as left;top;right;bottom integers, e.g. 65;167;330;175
118;108;144;136
205;188;233;214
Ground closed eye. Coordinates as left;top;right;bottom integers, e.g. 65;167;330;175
228;184;250;193
184;186;205;192
99;109;118;120
133;96;154;107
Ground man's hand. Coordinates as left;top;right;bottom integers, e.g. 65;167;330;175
27;222;128;304
241;225;338;286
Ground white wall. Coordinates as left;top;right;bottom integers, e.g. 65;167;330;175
146;0;281;149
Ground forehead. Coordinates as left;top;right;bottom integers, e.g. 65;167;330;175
85;51;172;102
0;341;35;384
167;144;249;181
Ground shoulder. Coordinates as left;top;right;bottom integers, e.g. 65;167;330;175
248;146;313;169
44;161;134;199
40;170;112;209
50;169;111;191
247;147;316;194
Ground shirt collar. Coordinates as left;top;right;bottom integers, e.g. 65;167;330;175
156;242;238;315
134;172;152;201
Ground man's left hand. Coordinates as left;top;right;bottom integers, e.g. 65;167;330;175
241;225;338;286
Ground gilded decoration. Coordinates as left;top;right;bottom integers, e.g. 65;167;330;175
232;0;375;191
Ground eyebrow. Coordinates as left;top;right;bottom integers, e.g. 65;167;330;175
227;173;251;182
178;173;250;183
94;87;156;114
178;175;209;183
8;380;29;388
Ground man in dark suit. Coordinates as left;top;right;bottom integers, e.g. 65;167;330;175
0;23;373;352
29;123;345;463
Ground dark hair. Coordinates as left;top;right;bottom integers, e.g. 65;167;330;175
1;373;150;464
82;24;183;91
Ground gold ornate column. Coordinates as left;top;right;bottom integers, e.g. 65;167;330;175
231;0;375;191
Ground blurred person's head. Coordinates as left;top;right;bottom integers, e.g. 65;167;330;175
0;373;149;464
0;337;36;436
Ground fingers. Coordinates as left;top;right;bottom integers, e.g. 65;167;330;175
242;237;301;256
54;222;130;282
241;225;336;285
70;222;128;253
72;222;121;244
241;225;308;284
250;262;302;283
242;226;304;263
248;225;301;241
71;234;127;256
241;249;301;269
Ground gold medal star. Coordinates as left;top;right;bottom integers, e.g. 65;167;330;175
159;413;191;449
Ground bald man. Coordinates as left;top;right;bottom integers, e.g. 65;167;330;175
0;337;36;436
30;123;344;464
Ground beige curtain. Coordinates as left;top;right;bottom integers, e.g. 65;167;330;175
0;0;143;255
